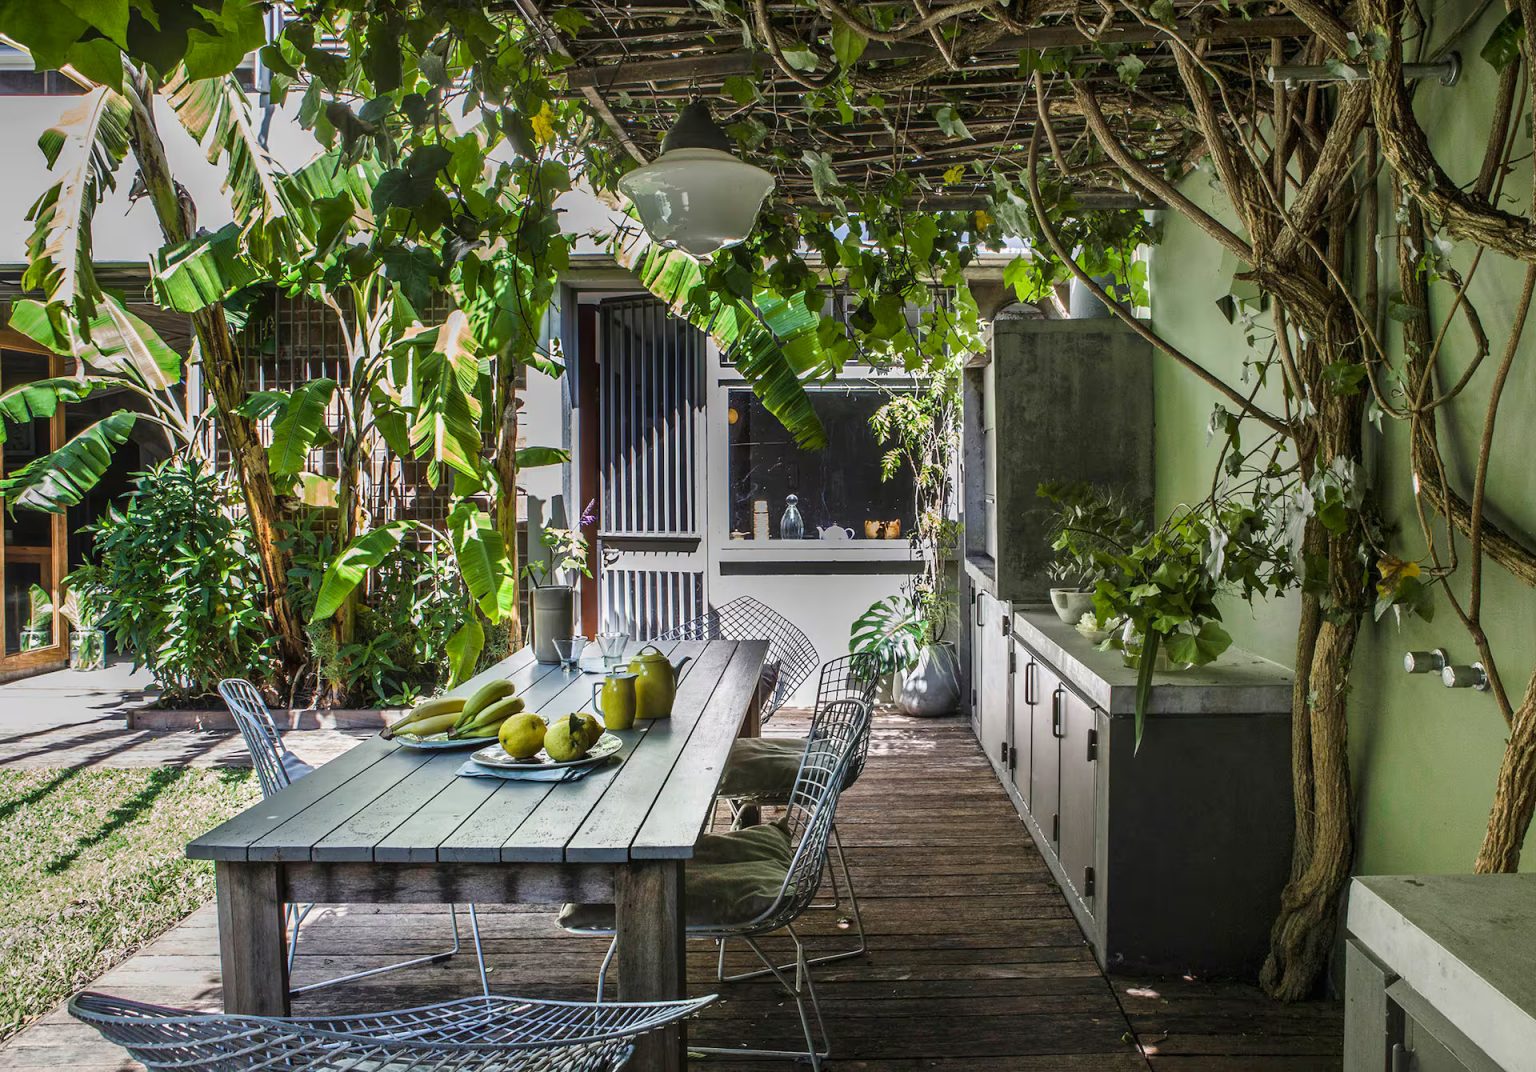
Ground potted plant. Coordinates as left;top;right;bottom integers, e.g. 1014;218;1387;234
524;500;596;663
1038;481;1146;627
59;573;108;671
20;584;52;652
851;579;961;717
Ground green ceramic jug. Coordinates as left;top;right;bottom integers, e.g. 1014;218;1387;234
593;671;638;730
628;645;692;719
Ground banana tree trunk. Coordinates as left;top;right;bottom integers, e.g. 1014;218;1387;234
496;374;522;654
124;72;305;674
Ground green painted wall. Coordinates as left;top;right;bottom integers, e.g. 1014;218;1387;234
1147;1;1536;874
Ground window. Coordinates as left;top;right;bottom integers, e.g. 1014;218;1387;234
726;386;915;542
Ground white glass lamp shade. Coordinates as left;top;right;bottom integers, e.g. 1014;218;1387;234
618;148;776;258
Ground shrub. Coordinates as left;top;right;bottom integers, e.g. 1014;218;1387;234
83;460;275;702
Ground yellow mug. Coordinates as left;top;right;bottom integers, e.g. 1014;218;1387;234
593;671;638;730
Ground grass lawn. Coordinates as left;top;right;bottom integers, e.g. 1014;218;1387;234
0;765;258;1042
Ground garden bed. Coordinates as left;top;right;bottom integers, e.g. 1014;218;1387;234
122;699;397;732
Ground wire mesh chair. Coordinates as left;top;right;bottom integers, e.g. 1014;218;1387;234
715;688;877;979
70;990;716;1072
217;679;489;997
651;597;818;723
561;715;864;1070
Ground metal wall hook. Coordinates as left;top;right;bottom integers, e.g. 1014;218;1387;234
1441;662;1490;691
1403;649;1448;674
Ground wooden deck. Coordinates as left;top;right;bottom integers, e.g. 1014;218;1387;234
0;712;1341;1071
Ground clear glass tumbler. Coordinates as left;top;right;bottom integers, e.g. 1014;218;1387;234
553;636;585;671
597;631;628;670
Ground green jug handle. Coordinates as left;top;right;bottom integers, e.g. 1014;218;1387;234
636;644;664;657
591;681;604;716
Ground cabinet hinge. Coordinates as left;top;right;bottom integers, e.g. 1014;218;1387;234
1000;614;1011;635
1008;648;1017;674
1086;728;1098;762
1083;866;1096;898
1008;742;1017;772
1000;741;1009;767
1051;813;1060;844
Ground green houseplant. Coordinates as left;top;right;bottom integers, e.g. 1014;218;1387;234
20;584;52;652
59;573;108;671
1038;481;1147;628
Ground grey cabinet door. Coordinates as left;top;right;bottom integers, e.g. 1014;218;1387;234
1009;642;1035;808
1058;688;1100;915
977;593;1011;775
1030;661;1063;848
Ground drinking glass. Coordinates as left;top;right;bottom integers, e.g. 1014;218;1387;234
553;636;585;671
597;631;628;670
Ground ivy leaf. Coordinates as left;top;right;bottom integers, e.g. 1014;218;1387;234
803;150;840;200
1117;54;1146;87
934;105;973;140
1482;9;1524;71
780;45;819;72
830;16;868;67
549;8;590;35
1164;620;1232;667
723;74;759;106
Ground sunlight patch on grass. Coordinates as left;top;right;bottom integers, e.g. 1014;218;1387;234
0;765;258;1042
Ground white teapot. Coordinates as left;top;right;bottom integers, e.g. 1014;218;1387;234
818;525;854;541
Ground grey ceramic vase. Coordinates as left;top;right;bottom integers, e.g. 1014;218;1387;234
531;585;575;664
897;643;961;717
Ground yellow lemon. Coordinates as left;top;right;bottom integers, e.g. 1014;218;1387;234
499;713;547;760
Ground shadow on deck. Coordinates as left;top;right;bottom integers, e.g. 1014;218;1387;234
0;713;1341;1071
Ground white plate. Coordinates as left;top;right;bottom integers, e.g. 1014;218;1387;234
470;732;623;770
391;732;499;751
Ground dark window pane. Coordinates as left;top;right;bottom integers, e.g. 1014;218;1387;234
727;387;915;540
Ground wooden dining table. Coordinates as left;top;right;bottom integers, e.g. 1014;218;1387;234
188;638;769;1071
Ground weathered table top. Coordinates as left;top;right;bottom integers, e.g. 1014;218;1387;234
189;639;767;867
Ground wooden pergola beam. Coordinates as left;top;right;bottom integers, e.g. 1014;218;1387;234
563;15;1307;89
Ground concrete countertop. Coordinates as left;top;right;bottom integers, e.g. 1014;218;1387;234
1350;874;1536;1072
1011;608;1294;717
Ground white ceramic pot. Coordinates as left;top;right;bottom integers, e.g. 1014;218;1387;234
1050;588;1096;625
896;643;961;717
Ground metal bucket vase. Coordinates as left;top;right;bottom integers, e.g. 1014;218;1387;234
531;586;575;664
897;642;961;717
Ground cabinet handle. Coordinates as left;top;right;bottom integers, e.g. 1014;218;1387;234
1024;660;1036;705
1051;688;1064;739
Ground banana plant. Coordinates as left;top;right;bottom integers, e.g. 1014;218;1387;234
1;297;203;513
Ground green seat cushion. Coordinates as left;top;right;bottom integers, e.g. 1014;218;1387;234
716;737;803;802
559;823;793;933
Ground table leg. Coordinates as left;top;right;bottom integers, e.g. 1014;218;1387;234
616;860;686;1072
215;861;290;1016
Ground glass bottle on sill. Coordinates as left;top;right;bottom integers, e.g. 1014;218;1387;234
780;494;804;540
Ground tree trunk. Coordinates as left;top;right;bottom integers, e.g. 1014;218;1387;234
1477;670;1536;871
496;376;523;654
124;74;306;674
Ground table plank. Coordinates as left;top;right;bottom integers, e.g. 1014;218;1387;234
565;639;732;862
631;639;768;859
434;667;615;862
372;664;603;863
188;736;397;861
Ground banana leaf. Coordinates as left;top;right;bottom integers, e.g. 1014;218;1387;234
311;521;414;621
266;378;337;478
22;85;132;323
445;617;485;689
0;377;99;443
515;446;569;468
447;502;518;623
625;241;829;449
9;297;183;390
0;411;137;513
152;223;264;313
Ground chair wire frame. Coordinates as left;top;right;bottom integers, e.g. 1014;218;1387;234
69;990;716;1072
717;688;878;981
574;708;869;1071
216;679;489;997
651;597;818;723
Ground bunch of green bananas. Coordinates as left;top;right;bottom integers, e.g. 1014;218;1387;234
387;696;467;738
447;679;526;739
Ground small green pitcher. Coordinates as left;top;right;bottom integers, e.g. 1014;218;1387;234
593;671;638;730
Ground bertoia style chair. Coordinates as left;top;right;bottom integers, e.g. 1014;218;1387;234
714;661;879;974
217;679;489;996
558;709;867;1070
70;991;715;1072
651;597;818;723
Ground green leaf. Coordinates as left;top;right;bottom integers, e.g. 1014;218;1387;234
723;74;760;106
830;17;868;67
22;85;132;323
1117;54;1146;86
182;0;268;81
0;410;136;513
1163;620;1231;667
1132;630;1158;754
1482;9;1524;71
447;503;518;623
312;522;413;621
803;150;840;201
11;297;184;390
934;105;973;140
515;446;570;469
267;378;337;478
0;377;98;443
780;45;819;72
152;223;263;312
446;616;485;688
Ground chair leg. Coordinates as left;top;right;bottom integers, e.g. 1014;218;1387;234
692;927;830;1070
288;903;482;997
595;935;619;1003
465;904;489;996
